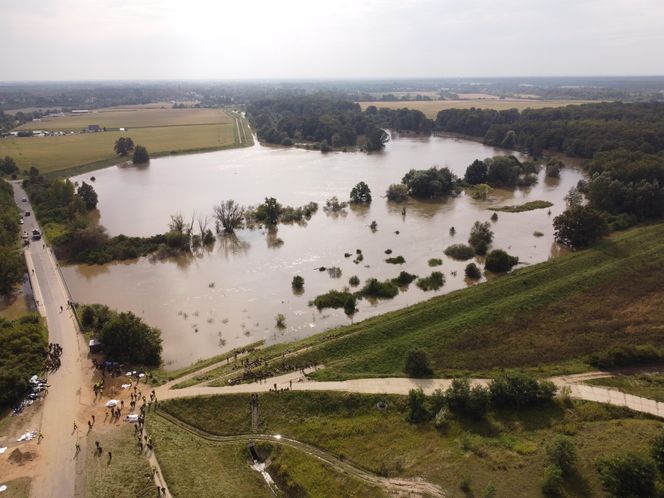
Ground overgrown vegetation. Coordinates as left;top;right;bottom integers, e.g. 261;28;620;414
0;180;23;296
391;271;418;286
0;314;47;407
158;391;664;497
416;271;445;291
444;243;475;260
359;278;399;299
490;200;553;213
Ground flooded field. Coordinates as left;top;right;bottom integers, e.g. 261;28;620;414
63;134;584;369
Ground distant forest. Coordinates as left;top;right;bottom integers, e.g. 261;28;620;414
435;102;664;158
247;96;432;149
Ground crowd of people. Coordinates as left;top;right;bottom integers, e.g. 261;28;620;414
45;342;62;371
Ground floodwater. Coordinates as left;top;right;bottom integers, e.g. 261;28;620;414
63;134;584;369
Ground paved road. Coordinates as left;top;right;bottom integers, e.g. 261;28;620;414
10;181;88;498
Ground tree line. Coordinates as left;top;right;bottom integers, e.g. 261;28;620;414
247;94;432;151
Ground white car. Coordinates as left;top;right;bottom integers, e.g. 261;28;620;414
21;231;29;239
19;219;24;224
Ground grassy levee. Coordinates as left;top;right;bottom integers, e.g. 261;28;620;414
157;391;664;497
243;223;664;380
86;425;154;498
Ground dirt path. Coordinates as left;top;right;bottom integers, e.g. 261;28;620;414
157;368;664;419
9;182;94;498
154;411;444;497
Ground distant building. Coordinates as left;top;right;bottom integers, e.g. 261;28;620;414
87;124;101;132
72;109;89;114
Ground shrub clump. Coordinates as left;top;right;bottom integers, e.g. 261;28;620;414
444;244;475;260
391;271;418;286
416;271;445;291
485;249;519;273
428;258;443;267
465;263;482;280
385;255;406;264
348;275;360;287
359;278;399;299
386;183;409;202
291;275;304;290
312;290;357;313
489;373;556;408
404;349;433;377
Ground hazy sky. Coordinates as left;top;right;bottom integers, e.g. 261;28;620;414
2;0;663;80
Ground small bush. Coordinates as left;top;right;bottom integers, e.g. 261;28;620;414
465;263;482;280
291;275;304;290
386;183;409;202
391;271;418;286
407;388;430;423
546;435;577;474
533;231;544;237
385;255;405;264
327;267;342;278
404;349;433;377
541;464;563;497
384;249;392;254
348;275;360;287
651;430;664;472
275;314;286;329
485;249;519;273
416;271;445;291
359;278;399;299
444;244;475;260
428;258;443;267
588;344;664;369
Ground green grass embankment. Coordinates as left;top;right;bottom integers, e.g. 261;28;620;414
231;223;664;380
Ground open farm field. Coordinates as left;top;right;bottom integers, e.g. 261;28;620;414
358;99;594;118
18;107;231;131
155;392;664;497
0;110;250;175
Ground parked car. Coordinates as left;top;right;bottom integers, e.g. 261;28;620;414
25;211;30;216
19;219;24;224
22;231;29;239
21;197;27;202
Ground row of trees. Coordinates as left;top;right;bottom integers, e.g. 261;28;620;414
404;370;557;423
0;180;24;297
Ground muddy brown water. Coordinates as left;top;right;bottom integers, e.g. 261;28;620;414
63;134;584;369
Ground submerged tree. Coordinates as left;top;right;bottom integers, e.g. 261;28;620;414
213;200;245;233
350;181;372;204
132;145;150;164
